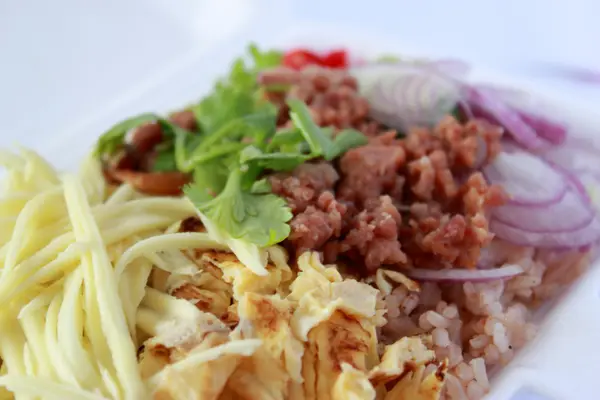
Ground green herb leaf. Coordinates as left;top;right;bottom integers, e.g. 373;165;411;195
328;128;369;159
250;178;272;194
95;113;159;157
266;128;305;153
187;110;277;163
287;99;367;160
188;161;229;203
240;145;311;171
191;44;281;138
287;99;334;157
192;88;256;135
248;43;283;71
157;119;194;140
151;148;178;172
187;142;247;169
185;168;292;247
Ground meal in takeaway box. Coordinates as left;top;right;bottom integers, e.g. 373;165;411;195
0;44;598;400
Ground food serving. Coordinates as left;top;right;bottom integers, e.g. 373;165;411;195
0;44;598;400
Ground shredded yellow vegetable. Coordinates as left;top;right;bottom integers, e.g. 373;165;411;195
0;148;202;399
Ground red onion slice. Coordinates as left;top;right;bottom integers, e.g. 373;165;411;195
518;111;567;146
483;151;568;206
490;216;600;248
400;264;524;282
491;155;596;232
467;88;552;151
355;64;462;131
487;143;600;248
369;79;398;116
468;84;568;148
547;159;594;206
470;84;529;102
492;188;594;233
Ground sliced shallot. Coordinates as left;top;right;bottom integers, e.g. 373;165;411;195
490;216;600;248
518;111;567;145
485;146;600;247
355;65;462;131
400;264;523;282
466;88;551;150
492;189;594;233
483;151;568;206
467;84;568;148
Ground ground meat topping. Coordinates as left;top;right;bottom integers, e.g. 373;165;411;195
338;144;406;206
267;118;503;272
288;191;347;255
269;162;339;213
260;66;380;134
339;196;407;272
260;66;505;273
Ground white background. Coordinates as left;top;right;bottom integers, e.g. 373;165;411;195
2;0;600;166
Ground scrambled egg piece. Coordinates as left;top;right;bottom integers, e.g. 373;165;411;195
288;252;380;341
221;293;305;399
384;363;447;400
0;361;11;400
169;272;233;321
332;363;376;400
140;311;260;400
150;332;242;400
301;310;375;400
236;293;304;382
374;269;420;296
369;337;436;387
200;250;294;300
221;346;291;400
139;311;229;379
147;247;234;322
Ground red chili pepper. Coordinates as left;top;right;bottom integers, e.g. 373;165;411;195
321;49;348;69
282;49;323;70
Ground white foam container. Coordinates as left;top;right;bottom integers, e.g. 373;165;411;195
2;3;600;399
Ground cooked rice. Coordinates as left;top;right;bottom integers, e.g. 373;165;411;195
373;241;589;398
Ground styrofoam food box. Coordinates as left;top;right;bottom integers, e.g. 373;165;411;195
6;10;599;400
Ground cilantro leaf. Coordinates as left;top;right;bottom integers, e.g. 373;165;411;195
193;87;257;134
266;127;306;153
190;44;281;137
185;110;276;165
240;145;311;171
248;43;283;70
95;113;159;157
151;148;178;172
156;118;195;140
287;99;367;160
188;160;229;203
185;168;292;247
287;98;335;157
329;128;369;159
250;178;271;194
187;142;247;167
